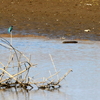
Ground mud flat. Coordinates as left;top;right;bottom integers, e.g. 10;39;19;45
0;0;100;40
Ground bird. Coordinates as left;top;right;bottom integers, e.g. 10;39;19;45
8;26;13;33
8;26;13;45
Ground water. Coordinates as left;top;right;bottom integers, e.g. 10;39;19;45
0;37;100;100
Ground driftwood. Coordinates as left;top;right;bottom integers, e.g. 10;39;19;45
0;38;72;91
62;40;78;43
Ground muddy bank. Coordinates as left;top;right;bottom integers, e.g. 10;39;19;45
0;0;100;40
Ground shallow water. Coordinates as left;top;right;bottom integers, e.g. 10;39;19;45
0;37;100;100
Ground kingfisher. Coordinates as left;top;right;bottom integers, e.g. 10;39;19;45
8;26;13;33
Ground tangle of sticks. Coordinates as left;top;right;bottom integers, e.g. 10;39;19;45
0;38;72;91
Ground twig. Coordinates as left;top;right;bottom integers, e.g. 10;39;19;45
0;66;31;83
57;69;72;84
10;31;12;46
49;54;59;80
0;68;22;84
29;71;60;84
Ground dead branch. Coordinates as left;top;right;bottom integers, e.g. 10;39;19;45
0;38;72;91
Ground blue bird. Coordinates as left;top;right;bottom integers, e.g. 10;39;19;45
8;26;13;33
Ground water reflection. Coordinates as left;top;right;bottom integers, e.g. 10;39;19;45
0;88;70;100
0;88;30;100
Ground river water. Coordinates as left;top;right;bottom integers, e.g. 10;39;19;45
0;37;100;100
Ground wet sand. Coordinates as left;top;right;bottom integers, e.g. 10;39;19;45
0;33;46;38
0;0;100;40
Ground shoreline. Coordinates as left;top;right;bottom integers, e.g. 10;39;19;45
0;33;47;39
0;33;98;42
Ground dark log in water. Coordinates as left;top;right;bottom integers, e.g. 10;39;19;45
62;41;78;43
